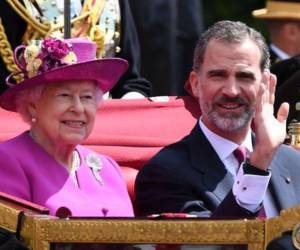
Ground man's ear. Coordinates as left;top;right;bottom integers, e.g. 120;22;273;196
188;71;200;98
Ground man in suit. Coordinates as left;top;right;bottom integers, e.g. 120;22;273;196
135;20;300;219
252;0;300;65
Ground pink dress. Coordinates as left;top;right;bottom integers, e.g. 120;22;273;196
0;132;134;217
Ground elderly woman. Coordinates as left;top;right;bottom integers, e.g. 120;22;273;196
0;38;134;217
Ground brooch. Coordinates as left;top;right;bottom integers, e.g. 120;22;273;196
86;153;103;185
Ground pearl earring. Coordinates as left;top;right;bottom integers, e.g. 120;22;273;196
31;117;36;123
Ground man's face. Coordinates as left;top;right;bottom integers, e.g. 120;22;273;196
190;38;264;136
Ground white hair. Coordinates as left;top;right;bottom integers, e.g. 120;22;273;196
15;84;45;125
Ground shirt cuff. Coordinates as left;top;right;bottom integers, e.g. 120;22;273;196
232;165;271;209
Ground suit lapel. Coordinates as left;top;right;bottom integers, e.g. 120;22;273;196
269;47;282;65
188;124;234;202
269;147;296;211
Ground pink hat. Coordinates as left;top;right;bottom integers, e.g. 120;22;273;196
0;38;128;111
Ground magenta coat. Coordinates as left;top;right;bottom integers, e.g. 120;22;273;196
0;132;134;217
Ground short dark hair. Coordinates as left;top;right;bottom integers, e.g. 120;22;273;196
193;20;270;72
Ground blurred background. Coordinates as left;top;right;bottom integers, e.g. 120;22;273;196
0;0;270;97
203;0;266;32
129;0;267;97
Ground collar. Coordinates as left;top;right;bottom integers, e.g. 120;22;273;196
270;43;291;60
199;118;253;161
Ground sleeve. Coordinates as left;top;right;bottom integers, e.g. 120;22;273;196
0;149;31;201
135;161;213;217
232;164;270;212
135;160;258;218
110;0;152;98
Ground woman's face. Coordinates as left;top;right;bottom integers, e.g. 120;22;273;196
31;80;99;147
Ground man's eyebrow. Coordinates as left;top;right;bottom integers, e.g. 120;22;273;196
207;69;227;76
235;71;256;80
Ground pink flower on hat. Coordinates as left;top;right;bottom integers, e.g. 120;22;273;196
24;38;77;78
42;38;71;60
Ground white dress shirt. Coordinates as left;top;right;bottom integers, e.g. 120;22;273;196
270;43;291;61
199;119;278;217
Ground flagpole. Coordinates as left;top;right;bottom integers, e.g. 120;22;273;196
64;0;71;38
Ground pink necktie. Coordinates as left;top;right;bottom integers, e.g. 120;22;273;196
258;206;266;219
233;146;247;166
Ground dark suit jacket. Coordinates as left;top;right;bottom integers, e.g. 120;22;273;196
270;47;282;66
110;0;151;98
267;231;296;250
271;55;300;91
135;124;300;218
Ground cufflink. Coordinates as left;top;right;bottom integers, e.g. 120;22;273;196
285;177;292;184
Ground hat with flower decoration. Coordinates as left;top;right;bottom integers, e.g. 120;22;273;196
0;38;128;111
